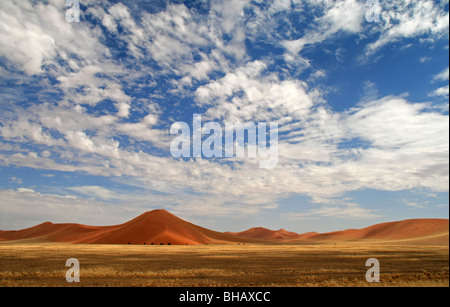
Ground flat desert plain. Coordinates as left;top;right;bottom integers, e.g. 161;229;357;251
0;242;448;287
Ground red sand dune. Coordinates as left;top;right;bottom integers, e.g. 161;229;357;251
0;210;448;246
227;227;318;241
305;219;449;245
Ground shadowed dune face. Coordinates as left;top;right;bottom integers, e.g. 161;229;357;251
0;210;448;246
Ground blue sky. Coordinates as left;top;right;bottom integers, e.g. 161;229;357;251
0;0;448;233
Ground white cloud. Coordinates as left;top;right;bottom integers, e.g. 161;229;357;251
433;67;449;82
429;67;449;98
364;0;449;57
67;186;119;201
195;60;315;124
17;188;35;194
419;56;432;63
407;202;428;209
0;1;56;75
430;85;450;98
0;0;109;76
282;0;365;59
309;69;327;81
57;65;132;107
283;202;381;221
8;177;23;184
211;0;250;34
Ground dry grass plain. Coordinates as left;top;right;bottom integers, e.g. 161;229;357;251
0;242;448;287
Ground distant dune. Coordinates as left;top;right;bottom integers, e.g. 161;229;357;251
304;219;449;245
226;227;318;241
0;210;448;246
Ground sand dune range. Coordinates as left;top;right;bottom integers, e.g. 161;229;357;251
0;210;448;245
0;210;256;245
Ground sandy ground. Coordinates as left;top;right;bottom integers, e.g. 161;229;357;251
0;242;448;287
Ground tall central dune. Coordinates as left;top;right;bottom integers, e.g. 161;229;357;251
75;209;250;245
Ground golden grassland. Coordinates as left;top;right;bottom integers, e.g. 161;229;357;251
0;242;448;287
